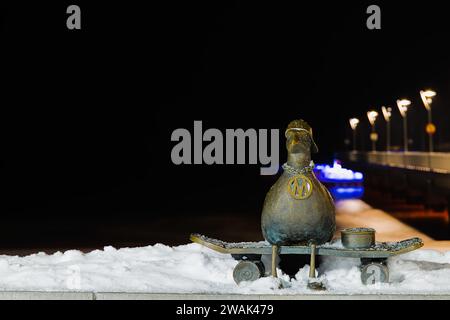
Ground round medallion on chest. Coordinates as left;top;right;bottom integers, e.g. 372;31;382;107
287;174;313;200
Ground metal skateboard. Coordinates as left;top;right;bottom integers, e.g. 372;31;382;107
190;233;423;287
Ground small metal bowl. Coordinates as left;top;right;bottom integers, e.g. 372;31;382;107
341;228;376;249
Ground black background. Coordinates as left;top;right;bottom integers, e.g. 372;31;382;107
1;1;449;249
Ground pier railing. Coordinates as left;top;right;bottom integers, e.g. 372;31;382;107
344;152;450;174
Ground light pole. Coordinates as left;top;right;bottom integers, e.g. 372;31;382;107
367;111;379;152
396;99;411;152
420;90;437;153
349;118;360;152
381;106;392;152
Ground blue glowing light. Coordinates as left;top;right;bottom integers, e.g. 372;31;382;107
329;186;365;200
314;160;363;183
314;160;364;200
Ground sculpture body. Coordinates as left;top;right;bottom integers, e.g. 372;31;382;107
261;120;335;245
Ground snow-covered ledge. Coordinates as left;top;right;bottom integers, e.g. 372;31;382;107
0;292;450;300
0;200;448;298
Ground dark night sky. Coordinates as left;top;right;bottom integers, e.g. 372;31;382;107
1;1;450;228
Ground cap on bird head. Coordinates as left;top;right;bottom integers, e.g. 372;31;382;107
285;119;319;153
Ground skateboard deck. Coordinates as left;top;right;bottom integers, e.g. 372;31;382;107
190;233;424;259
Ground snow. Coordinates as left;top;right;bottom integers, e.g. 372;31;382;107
0;242;450;294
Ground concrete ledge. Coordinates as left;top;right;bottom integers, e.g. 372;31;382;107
0;291;449;300
95;293;450;300
0;291;94;300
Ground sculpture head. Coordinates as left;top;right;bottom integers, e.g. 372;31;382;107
285;119;318;155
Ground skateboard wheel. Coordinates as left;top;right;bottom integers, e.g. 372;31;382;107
233;261;265;284
231;254;261;261
361;263;389;285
